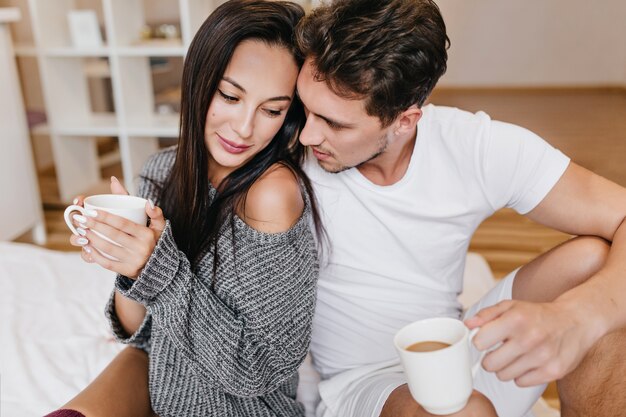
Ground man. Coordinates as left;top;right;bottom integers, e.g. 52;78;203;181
294;0;626;416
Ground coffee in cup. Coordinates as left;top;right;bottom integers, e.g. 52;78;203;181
406;341;451;353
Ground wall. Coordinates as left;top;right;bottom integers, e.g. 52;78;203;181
6;0;626;93
623;51;626;85
435;0;626;87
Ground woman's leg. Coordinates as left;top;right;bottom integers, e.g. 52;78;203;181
54;346;155;417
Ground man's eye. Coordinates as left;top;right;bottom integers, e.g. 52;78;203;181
326;120;342;130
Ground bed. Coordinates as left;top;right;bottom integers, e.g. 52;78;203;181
0;242;559;416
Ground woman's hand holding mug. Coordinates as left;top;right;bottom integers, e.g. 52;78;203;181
68;175;128;251
66;176;166;278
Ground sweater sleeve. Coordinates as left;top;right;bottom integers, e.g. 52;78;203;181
104;147;175;352
115;214;318;397
104;289;152;352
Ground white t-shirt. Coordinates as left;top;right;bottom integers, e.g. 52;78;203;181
304;104;570;379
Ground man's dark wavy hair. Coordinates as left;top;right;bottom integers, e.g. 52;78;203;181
296;0;450;126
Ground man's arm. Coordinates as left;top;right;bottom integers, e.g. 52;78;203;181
526;162;626;330
466;162;626;386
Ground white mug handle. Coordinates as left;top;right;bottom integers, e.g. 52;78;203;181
469;327;487;378
64;205;87;235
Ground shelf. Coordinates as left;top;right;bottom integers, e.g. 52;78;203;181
84;59;111;78
109;0;182;51
17;0;217;199
33;1;107;51
14;45;114;58
117;38;185;56
47;114;179;137
0;7;20;23
31;123;50;135
126;113;180;137
99;148;121;167
53;113;119;136
117;46;185;57
41;46;110;57
14;43;37;57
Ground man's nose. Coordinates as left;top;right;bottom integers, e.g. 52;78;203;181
299;114;323;146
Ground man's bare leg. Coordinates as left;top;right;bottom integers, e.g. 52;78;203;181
60;346;155;417
558;327;626;417
513;236;626;416
512;236;610;303
380;385;497;417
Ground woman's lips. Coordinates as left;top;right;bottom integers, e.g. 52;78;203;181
217;134;252;154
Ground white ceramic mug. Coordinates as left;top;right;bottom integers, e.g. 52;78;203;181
64;194;148;260
394;317;486;415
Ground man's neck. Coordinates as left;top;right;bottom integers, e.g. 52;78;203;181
357;128;417;186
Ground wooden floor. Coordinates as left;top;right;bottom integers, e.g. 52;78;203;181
16;87;626;409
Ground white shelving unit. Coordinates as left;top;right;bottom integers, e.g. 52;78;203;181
7;0;314;201
7;0;219;200
0;7;45;243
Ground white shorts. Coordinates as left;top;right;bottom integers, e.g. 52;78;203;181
316;269;547;417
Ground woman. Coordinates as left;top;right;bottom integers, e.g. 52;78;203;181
51;1;322;416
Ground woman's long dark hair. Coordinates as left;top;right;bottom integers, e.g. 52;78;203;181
156;0;324;269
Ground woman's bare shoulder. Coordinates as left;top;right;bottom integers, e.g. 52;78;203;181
238;164;305;234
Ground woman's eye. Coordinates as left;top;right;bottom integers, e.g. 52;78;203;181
264;109;283;118
218;90;238;103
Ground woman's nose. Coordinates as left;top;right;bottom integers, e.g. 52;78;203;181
231;108;254;139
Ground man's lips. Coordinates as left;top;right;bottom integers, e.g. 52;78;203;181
312;147;331;161
217;134;252;154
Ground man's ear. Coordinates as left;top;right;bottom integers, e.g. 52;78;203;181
393;105;422;136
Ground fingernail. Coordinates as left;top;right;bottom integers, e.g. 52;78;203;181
85;209;98;217
72;198;79;205
77;237;89;245
73;214;87;224
83;245;92;254
76;227;87;236
111;176;119;183
148;199;155;210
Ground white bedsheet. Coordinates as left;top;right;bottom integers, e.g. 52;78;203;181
0;242;122;416
0;242;558;417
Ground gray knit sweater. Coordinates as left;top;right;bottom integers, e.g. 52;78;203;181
105;147;318;416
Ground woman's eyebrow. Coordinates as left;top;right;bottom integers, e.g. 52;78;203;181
223;76;292;102
223;76;246;92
